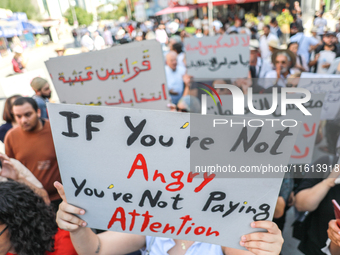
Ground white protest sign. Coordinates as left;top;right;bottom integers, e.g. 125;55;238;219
0;69;46;97
45;40;169;110
298;73;340;120
184;34;250;79
48;103;300;249
206;93;324;164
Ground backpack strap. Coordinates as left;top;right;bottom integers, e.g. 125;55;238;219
144;237;156;255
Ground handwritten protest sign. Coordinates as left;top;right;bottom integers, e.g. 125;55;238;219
298;73;340;120
0;69;46;97
45;40;169;110
206;93;324;164
48;103;299;249
184;34;250;79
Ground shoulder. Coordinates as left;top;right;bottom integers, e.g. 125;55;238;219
265;70;277;78
177;66;186;75
5;126;21;139
0;122;12;132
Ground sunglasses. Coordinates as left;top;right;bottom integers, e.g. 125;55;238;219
176;107;188;112
0;225;8;236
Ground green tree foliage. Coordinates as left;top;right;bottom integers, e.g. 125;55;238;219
97;2;127;20
64;7;93;26
0;0;39;20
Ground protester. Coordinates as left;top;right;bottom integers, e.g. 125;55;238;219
5;97;62;210
30;77;51;119
314;12;328;36
288;42;308;72
93;31;105;51
309;31;340;73
263;49;296;89
165;51;190;104
81;31;94;51
290;27;319;63
0;95;20;143
259;25;279;60
171;42;186;70
0;152;49;204
295;156;340;255
103;27;114;46
0;181;77;255
11;46;27;73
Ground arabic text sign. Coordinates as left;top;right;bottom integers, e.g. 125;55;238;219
48;103;299;249
45;40;169;110
0;69;46;97
206;93;324;164
298;73;340;120
184;34;250;79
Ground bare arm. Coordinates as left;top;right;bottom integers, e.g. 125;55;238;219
222;221;283;255
295;178;335;212
17;174;50;204
0;158;50;204
54;182;146;255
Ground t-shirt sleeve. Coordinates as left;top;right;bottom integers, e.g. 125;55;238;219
48;229;78;255
4;132;14;159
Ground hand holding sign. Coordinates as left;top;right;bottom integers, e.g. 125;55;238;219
54;181;87;232
54;180;284;255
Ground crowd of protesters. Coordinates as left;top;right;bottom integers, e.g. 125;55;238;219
3;2;340;255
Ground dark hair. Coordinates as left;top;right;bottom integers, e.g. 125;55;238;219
13;97;38;112
270;17;277;24
3;95;21;122
0;181;58;255
288;41;298;49
172;42;183;54
264;24;270;30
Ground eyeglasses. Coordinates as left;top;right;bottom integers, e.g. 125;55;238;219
275;61;287;64
0;225;8;236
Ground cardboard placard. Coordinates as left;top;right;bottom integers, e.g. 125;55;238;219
184;34;250;79
45;40;169;110
298;73;340;120
48;103;299;249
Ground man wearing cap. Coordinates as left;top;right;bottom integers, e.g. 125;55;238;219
263;49;296;89
12;46;27;73
30;77;51;119
309;31;340;73
259;25;279;60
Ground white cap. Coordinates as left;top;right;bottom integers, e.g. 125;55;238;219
249;39;259;50
13;45;23;54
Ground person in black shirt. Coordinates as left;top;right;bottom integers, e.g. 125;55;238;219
295;155;340;255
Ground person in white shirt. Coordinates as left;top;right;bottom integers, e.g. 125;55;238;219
93;31;105;51
263;49;296;89
81;31;94;51
259;25;279;60
192;16;202;30
103;27;113;46
155;24;168;46
314;12;328;36
165;51;188;104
